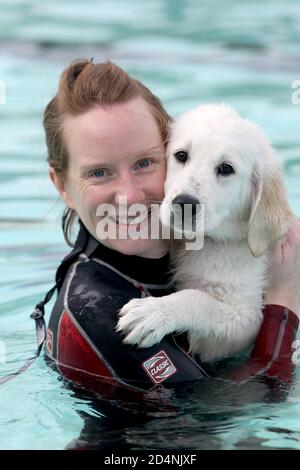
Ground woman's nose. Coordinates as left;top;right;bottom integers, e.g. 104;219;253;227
114;174;146;206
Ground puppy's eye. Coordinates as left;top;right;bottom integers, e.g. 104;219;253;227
217;163;235;176
174;150;188;163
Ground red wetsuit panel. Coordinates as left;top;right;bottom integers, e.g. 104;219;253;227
56;310;146;397
231;304;299;383
57;310;113;379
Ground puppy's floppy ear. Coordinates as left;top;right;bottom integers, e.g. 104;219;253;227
248;164;293;257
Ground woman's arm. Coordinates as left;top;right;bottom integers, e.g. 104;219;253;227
229;218;300;384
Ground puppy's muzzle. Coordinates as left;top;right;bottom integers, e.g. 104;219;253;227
171;194;200;232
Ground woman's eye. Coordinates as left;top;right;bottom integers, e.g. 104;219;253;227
90;169;108;178
137;159;152;169
217;163;235;176
174;150;188;163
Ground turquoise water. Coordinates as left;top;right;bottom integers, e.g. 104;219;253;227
1;0;300;450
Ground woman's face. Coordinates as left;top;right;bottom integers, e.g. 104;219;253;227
50;96;169;257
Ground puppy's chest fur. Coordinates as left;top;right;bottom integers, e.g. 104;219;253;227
172;238;269;307
169;238;269;361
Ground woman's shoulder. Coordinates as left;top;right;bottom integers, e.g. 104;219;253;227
64;256;140;318
67;255;140;293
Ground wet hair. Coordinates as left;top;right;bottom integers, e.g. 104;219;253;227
43;59;172;245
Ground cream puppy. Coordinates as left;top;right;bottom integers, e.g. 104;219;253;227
117;104;293;362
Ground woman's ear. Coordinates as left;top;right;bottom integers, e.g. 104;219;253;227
48;167;75;209
247;164;294;257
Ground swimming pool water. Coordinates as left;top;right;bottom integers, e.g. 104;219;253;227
1;0;300;450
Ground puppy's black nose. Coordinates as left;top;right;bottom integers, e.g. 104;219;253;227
172;194;200;218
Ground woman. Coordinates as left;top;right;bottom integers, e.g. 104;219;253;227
43;59;300;397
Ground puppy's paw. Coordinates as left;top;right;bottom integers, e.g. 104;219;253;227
116;297;172;348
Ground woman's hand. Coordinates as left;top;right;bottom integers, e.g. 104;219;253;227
265;217;300;317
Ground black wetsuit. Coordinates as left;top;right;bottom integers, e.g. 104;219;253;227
45;222;299;397
45;223;207;395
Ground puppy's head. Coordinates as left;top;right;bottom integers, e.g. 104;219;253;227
160;103;293;255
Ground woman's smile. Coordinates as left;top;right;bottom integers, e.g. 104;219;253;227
108;207;151;225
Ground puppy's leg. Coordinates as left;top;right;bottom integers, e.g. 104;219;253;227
116;289;261;354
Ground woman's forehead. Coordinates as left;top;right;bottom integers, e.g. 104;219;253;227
63;99;163;165
64;97;156;133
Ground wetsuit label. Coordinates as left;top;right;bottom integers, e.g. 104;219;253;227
142;350;177;384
